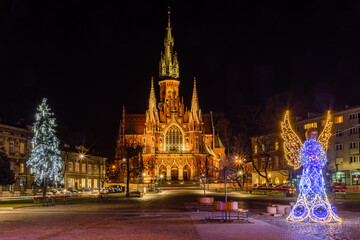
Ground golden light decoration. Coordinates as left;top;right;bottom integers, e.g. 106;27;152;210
280;111;303;170
281;110;340;223
317;111;333;152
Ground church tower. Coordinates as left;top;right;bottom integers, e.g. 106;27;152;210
159;8;179;80
115;8;225;184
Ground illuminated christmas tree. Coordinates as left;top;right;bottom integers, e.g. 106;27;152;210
27;98;63;197
281;111;340;223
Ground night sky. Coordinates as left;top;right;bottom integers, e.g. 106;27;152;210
1;1;360;158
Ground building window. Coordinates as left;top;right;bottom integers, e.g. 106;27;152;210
82;163;86;172
275;142;279;151
194;136;199;152
350;156;360;163
335;131;343;137
349;113;359;120
68;178;74;187
81;178;86;188
75;163;80;172
332;170;350;185
335;144;343;151
261;158;265;170
93;179;98;188
304;122;317;130
350;128;360;135
165;125;183;151
352;172;360;185
68;162;73;172
274;156;279;169
9;141;14;153
20;143;25;154
88;164;92;174
87;179;92;188
20;163;24;173
94;165;98;173
350;142;359;149
254;145;258;154
334;116;343;124
253;159;258;168
268;158;272;169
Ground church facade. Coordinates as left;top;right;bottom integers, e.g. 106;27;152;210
115;12;225;183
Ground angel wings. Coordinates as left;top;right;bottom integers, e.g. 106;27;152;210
280;111;333;170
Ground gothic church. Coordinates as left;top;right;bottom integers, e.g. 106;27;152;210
116;11;225;183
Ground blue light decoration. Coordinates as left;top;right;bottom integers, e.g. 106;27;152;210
281;111;341;223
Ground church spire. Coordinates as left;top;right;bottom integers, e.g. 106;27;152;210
146;77;159;125
191;77;199;113
149;77;157;110
159;6;179;79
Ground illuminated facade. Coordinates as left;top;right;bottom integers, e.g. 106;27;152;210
115;11;225;183
295;106;360;189
0;123;33;196
62;146;107;189
249;135;290;186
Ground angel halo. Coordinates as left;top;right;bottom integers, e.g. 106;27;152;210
281;111;341;223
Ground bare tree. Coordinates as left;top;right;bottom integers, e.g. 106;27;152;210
117;134;153;197
250;135;272;184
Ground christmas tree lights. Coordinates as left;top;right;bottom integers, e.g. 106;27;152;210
27;98;63;187
281;111;340;223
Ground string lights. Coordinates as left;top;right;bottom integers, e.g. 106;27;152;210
281;111;341;223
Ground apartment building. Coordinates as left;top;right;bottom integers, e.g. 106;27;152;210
0;123;33;195
295;106;360;189
62;145;107;189
248;134;290;186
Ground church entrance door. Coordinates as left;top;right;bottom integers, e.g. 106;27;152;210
183;170;188;181
171;168;178;181
183;165;191;181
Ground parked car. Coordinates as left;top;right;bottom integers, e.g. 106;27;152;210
106;187;115;193
37;188;55;196
53;188;72;196
329;184;346;192
91;188;100;195
79;188;92;195
129;189;143;197
107;185;125;193
67;188;81;196
100;188;109;194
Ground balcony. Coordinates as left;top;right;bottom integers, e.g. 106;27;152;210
350;148;360;155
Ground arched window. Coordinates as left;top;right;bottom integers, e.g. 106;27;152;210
165;125;183;151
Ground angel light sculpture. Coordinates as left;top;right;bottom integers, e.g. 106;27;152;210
281;111;341;223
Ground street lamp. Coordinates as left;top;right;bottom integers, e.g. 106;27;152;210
158;174;164;186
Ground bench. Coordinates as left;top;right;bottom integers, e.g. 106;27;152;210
32;197;42;204
206;209;248;221
33;197;50;206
